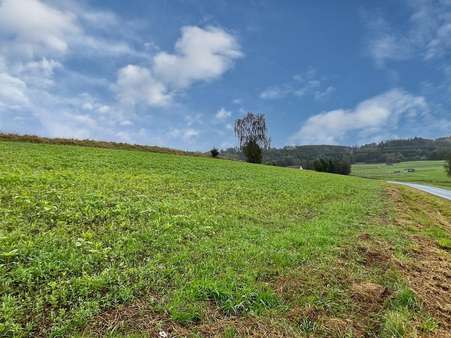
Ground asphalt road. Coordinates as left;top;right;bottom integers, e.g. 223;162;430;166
388;181;451;201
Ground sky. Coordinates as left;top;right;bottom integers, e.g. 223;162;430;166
0;0;450;151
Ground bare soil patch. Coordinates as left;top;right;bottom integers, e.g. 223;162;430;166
386;186;451;332
83;297;296;337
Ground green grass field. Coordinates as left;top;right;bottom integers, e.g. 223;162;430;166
1;142;449;337
351;160;451;189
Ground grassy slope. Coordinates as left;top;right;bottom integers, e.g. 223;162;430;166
0;142;448;337
351;160;451;189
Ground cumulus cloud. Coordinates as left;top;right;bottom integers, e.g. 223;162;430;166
116;65;171;107
215;107;232;120
0;0;146;60
153;26;243;88
0;1;241;149
0;0;161;141
290;89;428;145
117;26;243;106
0;0;79;57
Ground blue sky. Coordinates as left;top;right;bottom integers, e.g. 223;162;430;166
0;0;450;150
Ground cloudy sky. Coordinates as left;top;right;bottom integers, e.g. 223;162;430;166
0;0;450;150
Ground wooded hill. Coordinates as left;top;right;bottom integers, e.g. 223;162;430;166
222;136;451;166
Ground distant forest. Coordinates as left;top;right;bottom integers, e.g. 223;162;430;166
222;136;451;167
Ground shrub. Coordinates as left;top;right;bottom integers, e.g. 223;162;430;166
312;158;351;175
242;139;263;164
445;155;451;176
210;148;219;158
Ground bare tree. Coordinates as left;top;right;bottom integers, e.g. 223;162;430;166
234;113;270;163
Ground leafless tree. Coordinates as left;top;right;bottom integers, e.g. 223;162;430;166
234;113;270;163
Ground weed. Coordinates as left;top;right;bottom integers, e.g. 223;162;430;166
381;309;412;338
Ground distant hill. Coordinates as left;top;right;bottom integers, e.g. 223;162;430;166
222;136;451;166
0;133;201;157
3;133;450;166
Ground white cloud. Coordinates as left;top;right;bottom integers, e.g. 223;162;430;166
215;107;232;120
153;26;243;89
291;89;428;145
116;65;171;107
0;0;79;57
82;102;94;110
0;0;146;61
168;127;200;142
260;68;334;100
184;113;204;127
259;86;288;99
368;35;412;66
35;110;98;139
232;98;242;104
116;26;243;107
97;105;111;114
12;58;63;89
314;86;335;100
120;119;133;126
0;1;240;150
365;1;451;64
0;72;29;108
17;58;62;77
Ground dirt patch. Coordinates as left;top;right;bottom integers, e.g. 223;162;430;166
339;232;392;273
351;282;387;303
386;185;451;332
320;317;353;337
83;297;297;337
84;297;169;337
274;262;391;337
397;236;451;331
386;186;451;230
357;243;392;268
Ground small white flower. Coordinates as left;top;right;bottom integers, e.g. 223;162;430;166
159;331;168;338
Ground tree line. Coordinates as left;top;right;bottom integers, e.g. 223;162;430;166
222;136;451;167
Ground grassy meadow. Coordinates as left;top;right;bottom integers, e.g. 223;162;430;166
1;141;450;337
351;160;451;189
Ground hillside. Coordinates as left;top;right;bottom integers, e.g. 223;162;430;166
1;141;450;337
222;136;451;166
0;133;201;157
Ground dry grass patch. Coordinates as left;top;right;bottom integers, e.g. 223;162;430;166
385;185;451;334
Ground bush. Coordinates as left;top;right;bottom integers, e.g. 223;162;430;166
210;148;219;158
445;155;451;176
243;139;263;164
312;158;351;175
